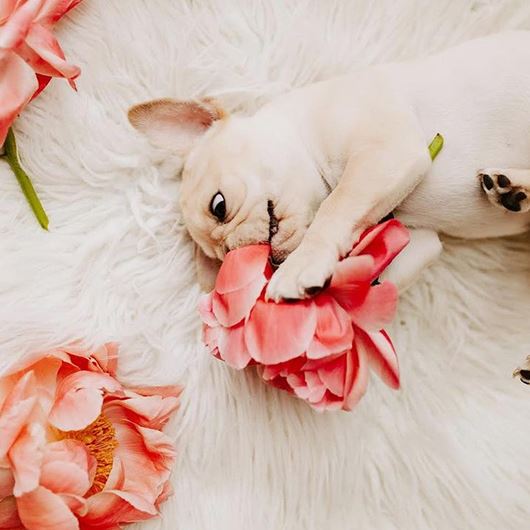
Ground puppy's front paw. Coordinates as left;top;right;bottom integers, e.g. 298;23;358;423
265;246;337;302
479;170;530;213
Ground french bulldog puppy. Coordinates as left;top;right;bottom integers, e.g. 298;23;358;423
129;31;530;300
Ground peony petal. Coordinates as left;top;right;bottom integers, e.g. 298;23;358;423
35;0;83;26
0;495;21;529
0;372;37;460
100;410;174;505
306;295;354;359
356;329;400;389
216;321;252;369
212;276;267;327
311;392;344;411
214;245;270;294
16;486;79;530
40;440;92;497
82;489;156;527
317;356;347;397
0;0;44;52
49;371;122;431
349;220;410;280
198;293;218;327
261;357;306;381
18;23;80;81
58;494;87;517
8;423;45;497
117;394;180;430
245;299;317;364
0;53;38;146
126;385;181;400
0;468;15;500
330;255;375;288
342;347;369;411
0;0;19;25
348;281;398;331
155;480;173;508
135;426;176;477
89;343;119;376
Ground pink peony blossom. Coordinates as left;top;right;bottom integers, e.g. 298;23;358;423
0;0;82;146
0;343;181;529
199;219;410;411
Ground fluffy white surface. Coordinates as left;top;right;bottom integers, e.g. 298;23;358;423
1;1;530;528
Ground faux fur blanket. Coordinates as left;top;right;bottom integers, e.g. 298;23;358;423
1;1;530;529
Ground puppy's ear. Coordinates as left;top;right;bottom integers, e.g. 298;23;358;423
128;98;225;156
194;244;221;293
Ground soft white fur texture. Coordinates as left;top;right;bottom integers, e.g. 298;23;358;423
1;1;530;529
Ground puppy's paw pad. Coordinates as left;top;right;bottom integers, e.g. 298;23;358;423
478;170;530;213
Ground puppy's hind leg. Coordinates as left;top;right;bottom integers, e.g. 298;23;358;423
478;169;530;213
379;228;442;293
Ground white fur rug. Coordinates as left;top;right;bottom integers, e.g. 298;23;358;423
1;1;530;529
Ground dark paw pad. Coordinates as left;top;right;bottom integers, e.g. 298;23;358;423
497;174;511;188
500;191;527;212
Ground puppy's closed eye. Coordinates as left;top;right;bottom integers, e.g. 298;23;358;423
210;192;226;221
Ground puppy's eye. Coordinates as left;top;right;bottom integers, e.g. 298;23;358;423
210;192;226;221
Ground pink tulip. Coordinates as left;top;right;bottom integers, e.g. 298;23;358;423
0;0;82;146
199;219;409;410
0;343;181;529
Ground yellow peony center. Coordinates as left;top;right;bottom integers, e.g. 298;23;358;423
57;414;119;494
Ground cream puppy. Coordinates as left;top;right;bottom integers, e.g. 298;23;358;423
129;31;530;300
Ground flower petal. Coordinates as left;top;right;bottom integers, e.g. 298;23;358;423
58;494;87;517
8;423;45;497
306;295;353;359
212;276;267;327
0;468;15;500
198;293;218;327
330;254;375;288
89;343;119;376
0;53;38;146
245;299;317;364
16;486;79;530
49;371;122;431
40;440;93;497
317;356;347;397
35;0;83;26
18;23;81;81
0;0;44;52
348;281;398;331
0;496;21;529
216;321;252;369
356;329;400;389
349;220;410;280
100;410;174;506
0;372;37;460
214;245;270;294
117;394;180;430
343;347;369;411
82;490;156;527
0;0;19;25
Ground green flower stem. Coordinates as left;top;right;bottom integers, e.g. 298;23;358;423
429;133;444;161
3;127;49;230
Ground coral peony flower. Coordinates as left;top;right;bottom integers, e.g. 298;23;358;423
0;343;180;529
199;219;409;411
0;0;82;145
